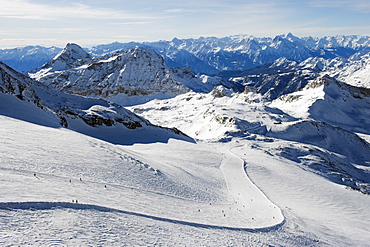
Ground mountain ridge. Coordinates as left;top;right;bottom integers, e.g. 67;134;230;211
2;33;370;74
29;44;238;104
0;61;192;144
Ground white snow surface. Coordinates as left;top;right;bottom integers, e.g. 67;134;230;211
2;77;370;245
331;52;370;88
0;104;290;246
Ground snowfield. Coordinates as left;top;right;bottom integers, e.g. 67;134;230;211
1;43;370;246
0;115;291;246
2;85;370;246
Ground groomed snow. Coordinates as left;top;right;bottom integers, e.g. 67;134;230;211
0;116;288;246
1;86;370;245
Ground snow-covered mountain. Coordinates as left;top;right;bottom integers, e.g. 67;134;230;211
2;34;370;246
29;43;238;105
88;33;370;74
271;75;370;133
327;51;370;88
30;44;188;97
0;61;190;144
129;75;370;195
33;43;92;72
2;33;369;76
0;45;61;72
218;47;370;100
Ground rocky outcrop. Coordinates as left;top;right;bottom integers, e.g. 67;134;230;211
30;47;194;98
1;61;189;138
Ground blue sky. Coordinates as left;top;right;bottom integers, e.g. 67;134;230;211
0;0;369;48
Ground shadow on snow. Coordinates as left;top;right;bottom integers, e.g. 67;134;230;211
0;201;284;232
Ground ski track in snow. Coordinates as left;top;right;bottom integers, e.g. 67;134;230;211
0;144;283;230
0;201;282;232
1;116;307;246
219;147;283;226
2;86;370;245
0;205;316;247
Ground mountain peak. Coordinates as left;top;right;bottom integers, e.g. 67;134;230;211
171;37;183;46
54;43;91;62
37;43;91;72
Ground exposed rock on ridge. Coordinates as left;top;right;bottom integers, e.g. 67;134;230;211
1;61;190;142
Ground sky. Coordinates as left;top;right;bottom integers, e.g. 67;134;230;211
0;0;370;48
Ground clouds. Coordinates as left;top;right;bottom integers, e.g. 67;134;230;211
0;0;152;20
308;0;370;13
0;0;369;48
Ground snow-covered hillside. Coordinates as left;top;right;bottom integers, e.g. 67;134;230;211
0;61;190;145
1;34;370;246
222;57;322;100
2;77;369;245
271;75;370;133
328;51;370;88
131;80;370;191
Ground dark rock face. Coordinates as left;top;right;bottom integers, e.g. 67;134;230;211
0;61;149;130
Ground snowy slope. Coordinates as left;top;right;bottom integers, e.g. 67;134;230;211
0;61;190;145
2;35;370;246
328;51;370;88
129;83;370;192
129;87;369;245
271;75;370;135
2;74;370;245
2;114;329;246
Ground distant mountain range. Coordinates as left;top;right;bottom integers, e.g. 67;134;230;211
1;33;370;74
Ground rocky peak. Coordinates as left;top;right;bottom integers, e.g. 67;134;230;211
0;61;41;104
39;43;91;72
30;46;191;98
303;75;338;89
56;43;91;62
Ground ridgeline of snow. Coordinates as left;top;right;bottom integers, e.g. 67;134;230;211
328;51;370;88
2;34;370;75
271;75;370;134
88;33;370;73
